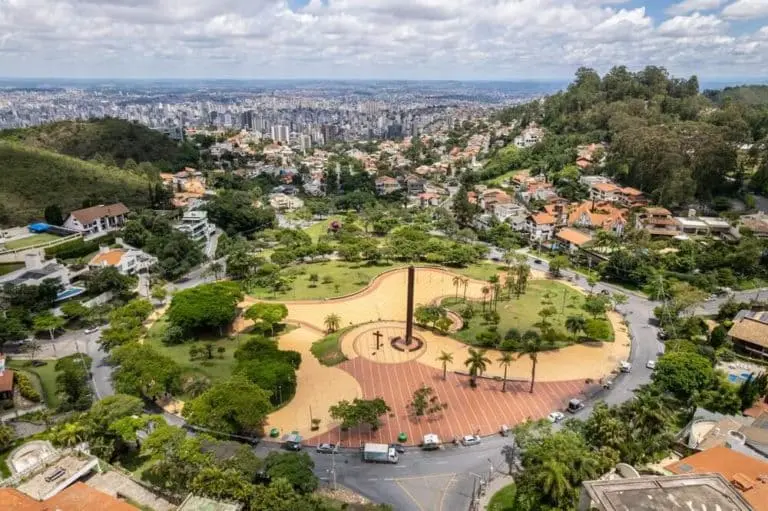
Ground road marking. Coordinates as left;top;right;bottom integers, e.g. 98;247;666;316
396;481;427;511
434;461;448;465
438;473;459;511
393;472;457;481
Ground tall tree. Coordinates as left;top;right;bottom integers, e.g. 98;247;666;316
519;330;545;393
437;351;454;381
498;352;515;392
464;348;491;388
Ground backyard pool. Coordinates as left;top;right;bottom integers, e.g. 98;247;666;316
55;287;86;301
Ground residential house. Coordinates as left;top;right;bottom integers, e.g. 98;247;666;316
525;212;556;242
88;246;156;275
636;207;679;237
575;143;605;170
617;187;647;208
494;202;528;229
0;354;14;400
480;189;512;213
579;473;754;511
405;176;427;195
728;310;768;361
514;125;545;148
740;212;768;238
375;176;401;195
0;252;71;288
63;203;129;235
666;447;768;511
677;407;767;461
417;193;441;207
589;182;622;203
555;228;593;254
552;201;627;235
175;210;216;243
2;482;139;511
269;193;305;211
303;179;325;197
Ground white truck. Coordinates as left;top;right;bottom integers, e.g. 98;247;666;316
362;443;399;464
422;433;441;450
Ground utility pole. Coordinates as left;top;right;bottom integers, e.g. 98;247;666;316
331;448;337;490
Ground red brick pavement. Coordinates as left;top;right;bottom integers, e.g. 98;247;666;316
306;358;588;447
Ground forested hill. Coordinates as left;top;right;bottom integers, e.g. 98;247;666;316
490;66;768;206
704;85;768;106
0;141;152;226
0;117;199;171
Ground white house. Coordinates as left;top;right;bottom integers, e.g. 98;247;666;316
88;246;156;275
175;210;217;242
525;212;556;241
269;193;305;211
0;251;71;288
63;203;129;235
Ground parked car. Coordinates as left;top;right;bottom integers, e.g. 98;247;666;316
316;443;339;454
646;360;656;370
461;435;481;446
84;327;100;335
567;399;584;413
619;361;632;373
534;259;543;265
548;411;565;423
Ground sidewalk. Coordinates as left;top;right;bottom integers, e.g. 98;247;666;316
478;473;514;510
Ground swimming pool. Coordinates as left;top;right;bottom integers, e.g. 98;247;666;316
55;287;86;301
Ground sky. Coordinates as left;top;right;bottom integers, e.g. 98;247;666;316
1;0;768;81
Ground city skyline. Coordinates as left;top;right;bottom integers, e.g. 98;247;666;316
1;0;768;80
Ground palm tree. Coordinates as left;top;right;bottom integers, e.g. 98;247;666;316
462;277;470;302
565;315;587;339
519;330;544;393
464;348;491;388
54;422;87;447
497;352;515;392
536;460;572;507
437;351;454;381
452;275;461;301
481;286;490;311
324;313;341;333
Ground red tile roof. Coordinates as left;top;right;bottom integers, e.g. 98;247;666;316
44;482;139;511
666;447;768;511
69;203;129;225
0;369;14;393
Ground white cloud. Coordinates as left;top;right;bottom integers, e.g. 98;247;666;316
665;0;724;16
722;0;768;20
0;0;765;79
658;13;725;36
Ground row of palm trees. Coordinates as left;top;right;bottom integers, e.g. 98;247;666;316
437;328;545;393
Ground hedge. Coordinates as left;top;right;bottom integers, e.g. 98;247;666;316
45;233;116;259
13;372;41;402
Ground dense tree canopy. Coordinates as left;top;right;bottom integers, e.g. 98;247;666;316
168;282;243;336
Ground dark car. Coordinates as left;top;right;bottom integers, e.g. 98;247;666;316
390;443;406;454
534;259;543;264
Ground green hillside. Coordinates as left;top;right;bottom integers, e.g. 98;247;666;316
704;85;768;105
0;117;199;170
0;141;152;227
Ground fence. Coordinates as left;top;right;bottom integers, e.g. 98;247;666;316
0;233;83;262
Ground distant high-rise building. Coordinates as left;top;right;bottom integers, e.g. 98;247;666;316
241;110;254;130
271;125;290;143
299;134;312;151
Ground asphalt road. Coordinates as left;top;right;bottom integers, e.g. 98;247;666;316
693;288;768;316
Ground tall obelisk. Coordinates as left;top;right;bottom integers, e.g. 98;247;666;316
405;265;415;345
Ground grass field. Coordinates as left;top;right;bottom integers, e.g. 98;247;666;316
8;360;60;408
0;262;23;276
484;168;525;186
487;483;516;511
3;233;60;250
303;216;343;242
145;318;241;397
444;279;610;345
310;327;351;366
248;260;401;300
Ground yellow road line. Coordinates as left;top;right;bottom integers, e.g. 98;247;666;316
396;481;427;511
438;472;459;511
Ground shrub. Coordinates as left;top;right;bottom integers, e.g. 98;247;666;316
14;372;41;402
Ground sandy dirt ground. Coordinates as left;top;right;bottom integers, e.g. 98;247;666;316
276;268;491;331
265;325;363;438
340;313;630;383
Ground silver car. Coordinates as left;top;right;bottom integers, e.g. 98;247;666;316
461;435;481;446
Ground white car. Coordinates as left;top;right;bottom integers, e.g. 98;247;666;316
84;327;100;335
619;361;632;373
316;443;339;454
646;360;656;370
548;411;565;423
461;435;481;446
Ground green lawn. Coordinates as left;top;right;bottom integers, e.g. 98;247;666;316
0;262;23;276
484;168;526;186
145;318;242;397
445;279;612;345
310;327;351;366
8;360;59;408
3;233;60;250
248;260;401;300
303;216;343;242
487;483;516;511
